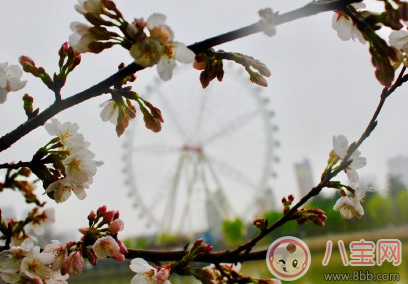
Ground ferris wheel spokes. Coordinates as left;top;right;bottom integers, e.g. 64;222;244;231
201;108;261;146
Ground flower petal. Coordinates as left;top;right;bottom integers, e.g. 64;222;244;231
346;169;359;184
173;43;195;64
146;13;166;29
130;258;153;274
333;135;348;158
157;56;176;81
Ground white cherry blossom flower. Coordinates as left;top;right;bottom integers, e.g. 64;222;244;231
43;241;67;271
157;42;195;81
69;22;97;53
389;29;408;68
63;149;101;184
45;178;87;203
20;246;54;282
332;3;366;44
129;13;195;81
334;186;374;219
389;29;408;51
0;238;34;274
130;258;171;284
93;236;125;261
332;135;367;184
100;99;119;124
75;0;104;15
334;195;363;219
45;119;88;149
0;63;27;104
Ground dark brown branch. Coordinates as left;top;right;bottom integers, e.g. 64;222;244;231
229;66;408;256
0;0;361;153
124;248;267;263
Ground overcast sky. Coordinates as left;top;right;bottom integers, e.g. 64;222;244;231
1;0;408;239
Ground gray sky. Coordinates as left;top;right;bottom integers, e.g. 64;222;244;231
1;0;407;239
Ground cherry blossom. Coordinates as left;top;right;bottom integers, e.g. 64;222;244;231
61;251;84;275
129;13;195;81
331;3;366;44
389;29;408;68
93;236;125;261
20;246;54;282
130;258;171;284
100;99;119;124
332;135;367;184
69;22;97;53
63;149;101;184
44;119;103;203
0;62;27;104
44;119;87;149
75;0;104;16
43;241;68;271
108;218;124;235
389;29;408;51
333;186;374;219
0;238;34;274
45;178;87;203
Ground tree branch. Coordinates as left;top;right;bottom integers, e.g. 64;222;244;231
0;0;361;153
121;66;407;264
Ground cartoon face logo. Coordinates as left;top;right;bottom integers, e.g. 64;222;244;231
266;236;311;281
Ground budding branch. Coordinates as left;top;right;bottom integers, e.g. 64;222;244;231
0;0;361;153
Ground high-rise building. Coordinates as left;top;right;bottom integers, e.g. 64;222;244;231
294;159;315;196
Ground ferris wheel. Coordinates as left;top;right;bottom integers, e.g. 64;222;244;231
122;65;279;236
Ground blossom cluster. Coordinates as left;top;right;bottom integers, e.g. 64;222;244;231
0;63;26;104
0;238;69;284
331;3;366;44
0;206;129;283
69;0;195;81
80;205;128;265
330;135;374;219
44;118;103;203
0;207;55;249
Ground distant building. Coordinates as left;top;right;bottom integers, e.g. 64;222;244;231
387;156;408;186
294;159;314;196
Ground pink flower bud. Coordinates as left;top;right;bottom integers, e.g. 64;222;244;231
19;55;38;74
87;250;98;266
114;210;120;219
157;267;170;283
59;42;69;56
288;194;295;203
108;218;124;235
88;210;97;222
103;210;115;223
97;205;107;217
118;240;128;254
62;251;84;275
